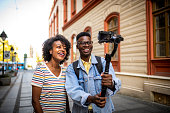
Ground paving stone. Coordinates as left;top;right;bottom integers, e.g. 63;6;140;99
20;99;32;107
20;92;32;98
19;106;34;113
20;97;32;101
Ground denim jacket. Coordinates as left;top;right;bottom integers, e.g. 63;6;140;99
65;54;121;113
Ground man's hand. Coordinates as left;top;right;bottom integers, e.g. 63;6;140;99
87;94;107;108
101;73;114;90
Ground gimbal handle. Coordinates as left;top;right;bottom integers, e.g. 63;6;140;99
100;41;118;97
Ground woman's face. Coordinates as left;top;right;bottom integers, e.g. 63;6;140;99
50;41;67;62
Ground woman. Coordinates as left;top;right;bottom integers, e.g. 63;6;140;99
31;35;71;113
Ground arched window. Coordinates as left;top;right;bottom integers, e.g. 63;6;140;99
71;34;77;62
53;15;55;36
49;24;52;38
104;13;120;72
84;26;92;36
56;6;59;34
71;0;76;17
108;16;118;60
63;0;67;24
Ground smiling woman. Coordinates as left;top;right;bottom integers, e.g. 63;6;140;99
42;35;71;64
31;34;71;113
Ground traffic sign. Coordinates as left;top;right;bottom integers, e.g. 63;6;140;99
4;51;10;59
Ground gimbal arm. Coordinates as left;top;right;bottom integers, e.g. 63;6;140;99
100;42;118;97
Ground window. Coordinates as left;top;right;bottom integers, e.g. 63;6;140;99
153;0;170;58
63;0;67;24
146;0;170;76
84;26;92;36
63;0;103;31
104;13;120;72
82;0;91;7
71;35;77;62
71;0;76;17
73;36;77;61
108;17;118;60
51;20;54;37
56;7;59;34
53;15;55;36
49;24;52;38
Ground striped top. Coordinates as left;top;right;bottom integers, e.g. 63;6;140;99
31;63;67;113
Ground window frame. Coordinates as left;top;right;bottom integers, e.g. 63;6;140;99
84;26;92;36
63;0;67;24
152;0;170;58
49;24;52;38
146;0;170;76
82;0;91;7
56;6;59;34
104;12;121;72
71;34;77;62
71;0;76;17
53;15;55;36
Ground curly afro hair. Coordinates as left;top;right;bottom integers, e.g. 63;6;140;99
42;34;71;64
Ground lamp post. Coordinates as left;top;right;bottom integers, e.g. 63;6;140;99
0;31;8;76
10;47;14;70
14;52;17;71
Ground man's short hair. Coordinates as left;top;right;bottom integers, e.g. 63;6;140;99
76;32;91;41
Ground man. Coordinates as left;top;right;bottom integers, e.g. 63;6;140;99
65;32;121;113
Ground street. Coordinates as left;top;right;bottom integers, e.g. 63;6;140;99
0;70;33;113
0;70;170;113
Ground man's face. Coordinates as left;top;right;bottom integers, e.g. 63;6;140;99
77;36;93;57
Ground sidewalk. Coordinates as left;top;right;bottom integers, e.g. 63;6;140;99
0;70;23;113
0;70;33;113
17;70;33;113
0;73;18;105
0;70;170;113
112;94;170;113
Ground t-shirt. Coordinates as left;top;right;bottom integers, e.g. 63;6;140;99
31;63;66;113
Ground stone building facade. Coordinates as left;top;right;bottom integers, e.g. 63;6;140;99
49;0;170;106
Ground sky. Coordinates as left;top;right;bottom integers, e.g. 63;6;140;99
0;0;53;62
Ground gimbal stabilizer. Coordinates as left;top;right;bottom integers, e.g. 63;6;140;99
98;31;124;97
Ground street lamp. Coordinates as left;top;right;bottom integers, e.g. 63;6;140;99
0;31;8;76
10;47;14;70
14;52;18;71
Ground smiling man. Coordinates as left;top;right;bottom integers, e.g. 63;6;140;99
65;32;121;113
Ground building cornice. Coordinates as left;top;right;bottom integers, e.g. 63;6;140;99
62;0;103;31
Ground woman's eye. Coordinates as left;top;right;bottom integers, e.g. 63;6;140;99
56;46;61;49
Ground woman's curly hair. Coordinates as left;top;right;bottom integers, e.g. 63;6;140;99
42;34;71;64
